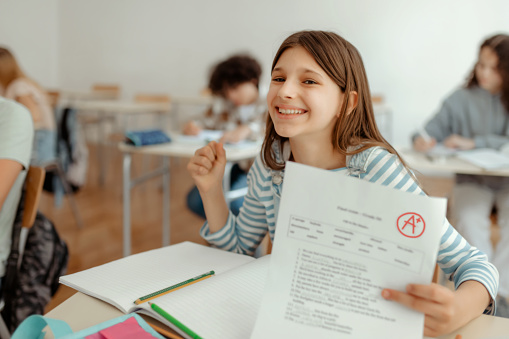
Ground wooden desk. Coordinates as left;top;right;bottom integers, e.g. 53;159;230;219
118;138;262;257
46;292;509;339
398;147;509;177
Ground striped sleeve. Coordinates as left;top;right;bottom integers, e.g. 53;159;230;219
200;154;270;255
363;149;499;314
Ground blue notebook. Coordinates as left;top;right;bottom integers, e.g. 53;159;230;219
125;129;171;147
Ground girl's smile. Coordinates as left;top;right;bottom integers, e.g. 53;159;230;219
276;104;308;118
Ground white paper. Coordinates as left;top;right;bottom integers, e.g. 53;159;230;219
251;162;447;339
137;256;270;339
457;148;509;169
59;241;255;313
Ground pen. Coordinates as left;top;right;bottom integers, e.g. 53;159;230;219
149;302;203;339
134;270;215;305
418;127;432;142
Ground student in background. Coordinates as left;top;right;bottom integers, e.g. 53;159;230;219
188;30;498;337
0;98;33;290
412;34;509;317
0;47;56;165
184;54;266;218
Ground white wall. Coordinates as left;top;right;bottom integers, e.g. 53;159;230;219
3;0;509;145
0;0;59;87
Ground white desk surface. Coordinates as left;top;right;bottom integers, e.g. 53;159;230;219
119;138;262;162
72;100;171;114
398;147;509;177
45;292;509;339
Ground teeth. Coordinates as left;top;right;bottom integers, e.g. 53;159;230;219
278;108;305;114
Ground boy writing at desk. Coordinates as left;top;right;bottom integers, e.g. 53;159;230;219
183;54;266;218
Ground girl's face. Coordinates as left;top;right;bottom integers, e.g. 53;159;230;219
475;47;502;94
267;46;344;141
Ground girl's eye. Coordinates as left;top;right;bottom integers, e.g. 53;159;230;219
272;77;285;82
304;79;317;85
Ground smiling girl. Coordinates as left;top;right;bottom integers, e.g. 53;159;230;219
188;30;498;337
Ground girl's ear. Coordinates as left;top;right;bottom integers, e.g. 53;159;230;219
336;91;358;117
345;91;358;116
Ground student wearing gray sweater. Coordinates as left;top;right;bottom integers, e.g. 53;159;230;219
413;34;509;318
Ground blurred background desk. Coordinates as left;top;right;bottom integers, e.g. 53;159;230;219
73;100;172;185
118;138;262;257
398;148;509;177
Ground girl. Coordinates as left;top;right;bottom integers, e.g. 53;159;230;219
413;34;509;318
188;30;498;337
0;47;56;165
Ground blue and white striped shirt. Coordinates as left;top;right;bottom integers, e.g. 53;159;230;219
201;144;499;313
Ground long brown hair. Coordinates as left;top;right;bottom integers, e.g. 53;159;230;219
262;30;400;171
466;34;509;111
0;47;27;89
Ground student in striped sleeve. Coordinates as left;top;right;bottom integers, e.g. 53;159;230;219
187;30;499;337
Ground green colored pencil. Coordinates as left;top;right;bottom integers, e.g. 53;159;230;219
134;270;215;304
149;302;203;339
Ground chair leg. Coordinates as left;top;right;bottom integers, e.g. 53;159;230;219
53;164;85;229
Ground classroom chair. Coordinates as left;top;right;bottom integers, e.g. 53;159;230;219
79;84;122;144
0;166;46;339
42;160;84;229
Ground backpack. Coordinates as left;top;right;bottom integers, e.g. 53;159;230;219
43;106;88;194
0;200;69;332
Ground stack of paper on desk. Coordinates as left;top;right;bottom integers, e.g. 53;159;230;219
60;242;269;339
251;162;447;339
457;148;509;170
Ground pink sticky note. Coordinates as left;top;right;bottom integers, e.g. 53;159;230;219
86;316;158;339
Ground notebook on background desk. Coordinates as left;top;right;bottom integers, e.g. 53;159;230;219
59;242;270;339
456;148;509;170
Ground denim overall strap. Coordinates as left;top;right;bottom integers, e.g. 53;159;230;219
346;146;383;178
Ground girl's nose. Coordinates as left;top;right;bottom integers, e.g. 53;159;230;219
278;80;296;99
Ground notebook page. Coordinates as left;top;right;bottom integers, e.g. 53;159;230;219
59;242;255;313
457;148;509;170
137;255;270;339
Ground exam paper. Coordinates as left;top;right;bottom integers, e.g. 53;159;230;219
251;162;447;339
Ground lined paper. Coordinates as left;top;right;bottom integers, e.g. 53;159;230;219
59;242;255;313
138;256;270;339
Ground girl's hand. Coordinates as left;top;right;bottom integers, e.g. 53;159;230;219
443;135;475;150
187;141;226;194
183;121;202;136
413;136;437;152
220;125;251;144
382;283;465;337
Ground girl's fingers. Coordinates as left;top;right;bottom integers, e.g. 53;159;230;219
195;142;218;161
381;288;443;315
406;284;452;304
215;142;226;163
187;162;209;176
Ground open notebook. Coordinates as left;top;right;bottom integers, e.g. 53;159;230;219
59;242;270;339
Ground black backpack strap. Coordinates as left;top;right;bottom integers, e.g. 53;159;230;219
1;191;24;331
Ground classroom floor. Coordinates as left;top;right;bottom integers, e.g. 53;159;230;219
42;143;502;312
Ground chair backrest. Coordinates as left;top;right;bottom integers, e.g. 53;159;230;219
21;167;46;229
91;84;121;100
134;93;171;104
